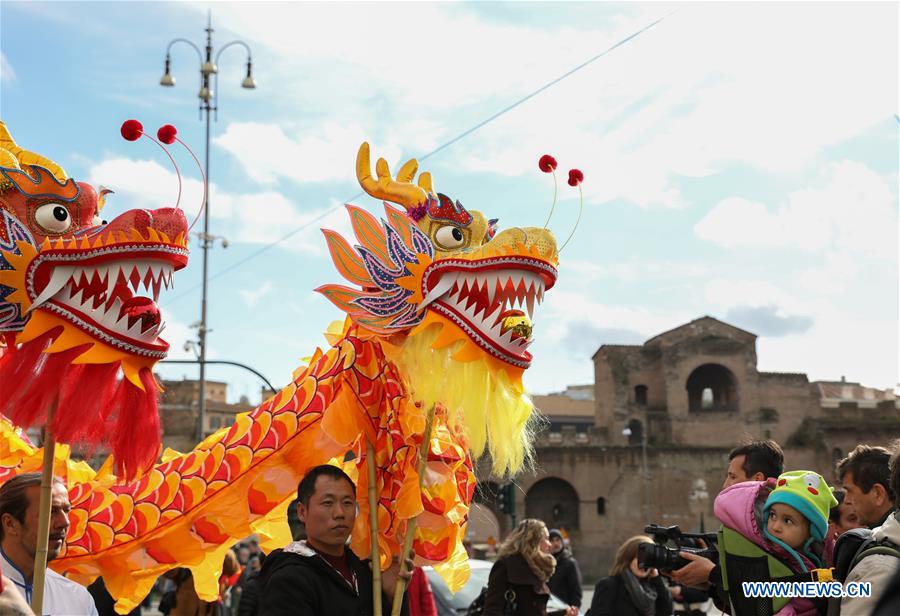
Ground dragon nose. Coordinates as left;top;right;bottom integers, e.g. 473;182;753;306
151;207;188;239
520;227;558;261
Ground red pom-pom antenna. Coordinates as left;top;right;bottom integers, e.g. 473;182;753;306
120;119;144;141
560;168;585;252
541;154;560;228
121;119;182;210
157;124;178;145
538;154;558;173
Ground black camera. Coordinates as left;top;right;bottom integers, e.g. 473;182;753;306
637;524;718;571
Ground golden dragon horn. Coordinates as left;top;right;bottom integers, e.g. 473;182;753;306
0;121;68;183
355;142;435;211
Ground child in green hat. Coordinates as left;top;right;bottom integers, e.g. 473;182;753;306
764;471;840;569
715;470;839;615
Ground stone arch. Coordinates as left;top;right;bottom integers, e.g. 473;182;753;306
525;477;579;532
686;363;738;412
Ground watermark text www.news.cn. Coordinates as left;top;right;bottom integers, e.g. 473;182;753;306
742;581;871;599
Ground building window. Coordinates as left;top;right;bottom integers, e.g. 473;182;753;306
210;416;221;429
687;363;738;412
634;385;648;406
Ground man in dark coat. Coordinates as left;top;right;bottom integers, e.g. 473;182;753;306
547;529;582;608
258;465;410;616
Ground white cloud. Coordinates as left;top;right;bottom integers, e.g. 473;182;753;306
566;258;714;283
238;281;273;307
704;279;809;314
166;3;898;211
214;122;366;186
213;119;449;188
87;156;355;255
0;52;15;82
88;157;208;219
542;288;693;342
758;309;897;387
694;161;896;258
795;253;861;296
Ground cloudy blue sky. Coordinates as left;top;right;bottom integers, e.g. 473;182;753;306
2;2;897;403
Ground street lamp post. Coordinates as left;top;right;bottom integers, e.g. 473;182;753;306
688;478;710;533
159;12;255;442
623;426;651;520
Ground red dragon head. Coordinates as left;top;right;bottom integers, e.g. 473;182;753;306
0;121;189;478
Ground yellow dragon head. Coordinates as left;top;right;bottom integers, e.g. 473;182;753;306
318;143;559;474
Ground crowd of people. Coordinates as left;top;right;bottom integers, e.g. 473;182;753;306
0;439;898;616
488;439;900;616
476;439;899;616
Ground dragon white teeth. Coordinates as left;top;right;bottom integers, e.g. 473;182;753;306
28;266;74;312
39;258;176;343
420;272;458;310
115;308;130;329
98;298;123;329
486;279;499;305
498;327;516;346
526;281;536;319
126;317;145;339
69;288;84;307
105;265;119;297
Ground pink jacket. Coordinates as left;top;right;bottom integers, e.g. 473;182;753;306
714;479;831;616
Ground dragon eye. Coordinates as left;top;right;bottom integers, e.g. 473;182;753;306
434;225;466;250
34;203;73;234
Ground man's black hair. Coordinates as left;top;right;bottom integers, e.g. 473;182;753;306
836;444;895;501
296;464;356;506
829;488;845;523
729;439;784;480
0;472;65;541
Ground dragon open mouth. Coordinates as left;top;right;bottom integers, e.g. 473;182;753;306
421;257;557;368
27;241;188;357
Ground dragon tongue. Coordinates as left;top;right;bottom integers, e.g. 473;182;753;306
499;309;532;341
120;296;161;334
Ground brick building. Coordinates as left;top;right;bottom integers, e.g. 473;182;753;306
473;316;898;582
159;378;265;451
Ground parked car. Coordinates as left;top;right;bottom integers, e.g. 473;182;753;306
424;558;578;616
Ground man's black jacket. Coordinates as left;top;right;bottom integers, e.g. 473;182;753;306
257;541;408;616
548;548;583;607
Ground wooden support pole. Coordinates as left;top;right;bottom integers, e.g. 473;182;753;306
391;405;436;616
31;403;56;616
367;439;382;616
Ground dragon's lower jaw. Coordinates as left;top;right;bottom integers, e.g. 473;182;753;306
34;257;181;357
424;259;557;368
